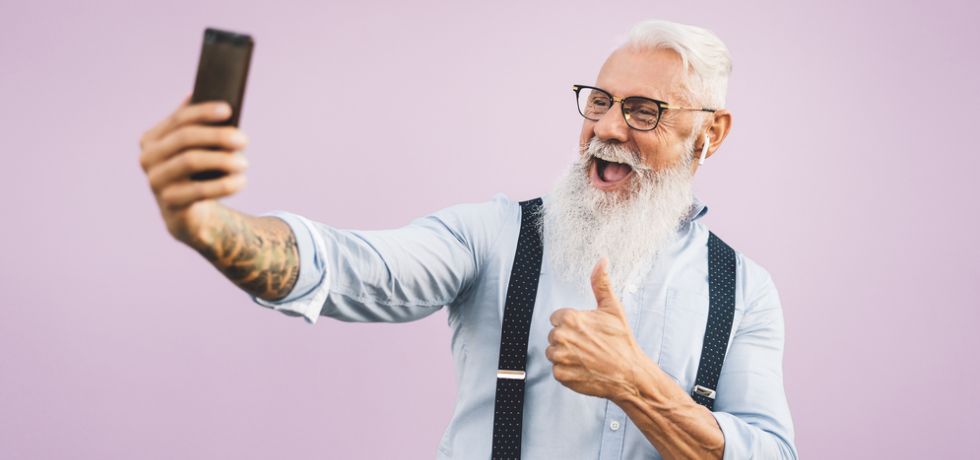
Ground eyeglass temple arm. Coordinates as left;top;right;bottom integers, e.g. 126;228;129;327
662;105;717;113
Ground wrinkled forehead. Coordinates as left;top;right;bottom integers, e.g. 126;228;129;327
595;46;690;103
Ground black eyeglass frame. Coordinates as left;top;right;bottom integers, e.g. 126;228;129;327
572;84;718;132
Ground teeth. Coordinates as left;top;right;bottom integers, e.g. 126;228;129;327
593;154;627;166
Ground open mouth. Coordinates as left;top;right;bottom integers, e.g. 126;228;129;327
590;156;634;188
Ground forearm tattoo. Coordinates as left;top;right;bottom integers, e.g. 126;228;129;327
195;207;301;302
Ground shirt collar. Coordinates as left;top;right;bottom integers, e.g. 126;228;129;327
685;195;709;224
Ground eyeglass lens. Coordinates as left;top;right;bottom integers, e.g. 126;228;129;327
576;88;661;130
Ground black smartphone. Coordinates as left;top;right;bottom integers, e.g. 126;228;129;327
189;27;254;181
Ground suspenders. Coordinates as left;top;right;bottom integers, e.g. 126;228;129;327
489;198;738;459
691;232;737;410
490;198;544;460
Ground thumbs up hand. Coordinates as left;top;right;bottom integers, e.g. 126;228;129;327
546;258;650;401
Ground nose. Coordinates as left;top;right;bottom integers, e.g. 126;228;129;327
592;101;630;143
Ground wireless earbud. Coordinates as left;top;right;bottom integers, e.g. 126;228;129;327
698;133;711;165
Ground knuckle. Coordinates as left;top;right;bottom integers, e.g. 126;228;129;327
209;176;232;195
563;311;579;327
546;345;563;363
184;153;204;172
183;127;205;147
168;112;185;129
190;106;210;123
172;128;189;147
551;308;569;323
188;112;206;126
147;169;163;192
222;128;241;146
175;154;193;173
219;179;234;194
551;328;567;344
190;182;207;199
159;188;176;208
214;128;230;143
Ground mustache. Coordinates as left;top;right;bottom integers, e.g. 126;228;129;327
581;138;652;172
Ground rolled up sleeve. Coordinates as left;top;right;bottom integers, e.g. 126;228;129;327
251;211;330;324
711;270;798;460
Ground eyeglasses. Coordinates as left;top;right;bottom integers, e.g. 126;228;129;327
573;85;717;131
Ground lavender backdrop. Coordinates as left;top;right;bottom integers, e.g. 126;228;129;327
1;0;977;458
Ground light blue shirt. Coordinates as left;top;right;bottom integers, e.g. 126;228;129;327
252;194;797;459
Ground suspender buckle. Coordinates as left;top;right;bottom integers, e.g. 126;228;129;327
693;385;716;399
496;369;526;380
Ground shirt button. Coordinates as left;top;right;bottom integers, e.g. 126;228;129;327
609;420;621;431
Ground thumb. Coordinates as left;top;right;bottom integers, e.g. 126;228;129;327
590;257;623;315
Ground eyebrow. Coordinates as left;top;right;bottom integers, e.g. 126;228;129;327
595;85;669;102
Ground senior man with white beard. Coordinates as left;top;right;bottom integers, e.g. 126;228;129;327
138;19;797;460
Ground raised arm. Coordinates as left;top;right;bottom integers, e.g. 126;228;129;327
258;196;513;324
138;95;300;302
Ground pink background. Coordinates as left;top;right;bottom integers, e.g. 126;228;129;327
1;0;977;458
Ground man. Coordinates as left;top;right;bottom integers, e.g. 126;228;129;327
138;19;797;460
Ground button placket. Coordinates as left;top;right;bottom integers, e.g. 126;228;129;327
598;400;628;460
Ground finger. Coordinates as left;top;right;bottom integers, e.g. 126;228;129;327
549;308;576;327
148;150;248;193
590;257;624;315
158;173;247;210
142;125;248;170
140;99;232;155
168;100;232;134
548;327;571;345
545;345;563;363
552;364;571;383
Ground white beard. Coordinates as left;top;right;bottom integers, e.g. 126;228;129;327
541;137;696;295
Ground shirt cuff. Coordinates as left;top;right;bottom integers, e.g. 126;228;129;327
250;211;330;324
718;410;777;460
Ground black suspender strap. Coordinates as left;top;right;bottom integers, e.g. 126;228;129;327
490;198;543;460
691;231;738;411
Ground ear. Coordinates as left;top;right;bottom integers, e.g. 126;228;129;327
700;109;733;161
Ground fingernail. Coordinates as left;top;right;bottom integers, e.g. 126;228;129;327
234;154;249;167
214;103;231;116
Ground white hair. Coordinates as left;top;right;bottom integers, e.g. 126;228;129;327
622;20;732;110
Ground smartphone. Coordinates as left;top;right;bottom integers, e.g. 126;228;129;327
189;27;254;181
